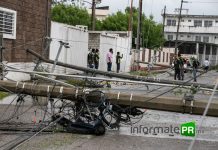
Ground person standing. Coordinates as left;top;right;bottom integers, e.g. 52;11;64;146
116;52;123;73
106;48;113;71
192;57;200;82
87;49;95;68
178;54;185;80
173;55;181;80
94;49;100;69
203;58;210;72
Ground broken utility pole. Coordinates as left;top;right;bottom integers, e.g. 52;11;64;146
0;80;218;117
26;49;212;89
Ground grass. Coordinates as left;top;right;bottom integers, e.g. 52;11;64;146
0;92;9;100
129;71;149;77
129;70;158;77
210;65;218;71
66;79;86;86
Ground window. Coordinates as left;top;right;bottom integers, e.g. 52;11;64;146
181;19;184;22
216;20;218;23
167;19;176;26
180;35;184;37
188;20;192;22
167;35;173;41
187;35;191;38
195;36;201;42
203;36;209;43
0;7;17;39
194;20;202;27
204;20;213;27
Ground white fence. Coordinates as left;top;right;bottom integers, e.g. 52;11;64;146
49;21;89;74
5;22;132;81
131;48;174;70
50;22;132;73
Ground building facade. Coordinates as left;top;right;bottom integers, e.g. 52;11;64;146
0;0;51;62
87;6;109;21
164;14;218;65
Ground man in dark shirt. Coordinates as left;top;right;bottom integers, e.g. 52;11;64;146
116;52;123;73
87;49;95;68
174;55;182;80
94;49;100;69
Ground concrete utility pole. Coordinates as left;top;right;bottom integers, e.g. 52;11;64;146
175;0;188;55
0;80;218;116
91;0;96;31
27;49;208;88
136;0;143;70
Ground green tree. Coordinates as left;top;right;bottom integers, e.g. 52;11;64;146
52;4;90;27
51;4;165;49
99;7;165;49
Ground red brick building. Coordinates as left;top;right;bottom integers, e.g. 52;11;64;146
0;0;51;62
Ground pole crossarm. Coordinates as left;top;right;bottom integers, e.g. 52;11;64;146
135;61;204;72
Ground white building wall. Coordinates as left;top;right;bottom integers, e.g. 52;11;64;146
99;34;131;72
50;21;89;74
99;35;117;71
165;15;218;44
116;36;131;72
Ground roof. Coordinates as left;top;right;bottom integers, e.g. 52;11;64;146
164;14;218;19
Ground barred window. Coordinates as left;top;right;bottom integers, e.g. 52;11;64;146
167;35;173;41
0;7;17;39
195;36;201;42
204;20;213;27
194;20;202;27
203;36;209;43
167;19;176;26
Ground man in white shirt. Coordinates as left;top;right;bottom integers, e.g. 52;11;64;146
106;48;113;71
203;58;210;72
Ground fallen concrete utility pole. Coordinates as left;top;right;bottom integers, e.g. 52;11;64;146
6;69;217;92
135;61;204;72
135;61;171;68
26;49;215;89
0;80;218;117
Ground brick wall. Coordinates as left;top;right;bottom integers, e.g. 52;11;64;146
0;0;51;62
88;33;100;49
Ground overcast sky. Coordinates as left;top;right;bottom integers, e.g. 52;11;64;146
96;0;218;23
